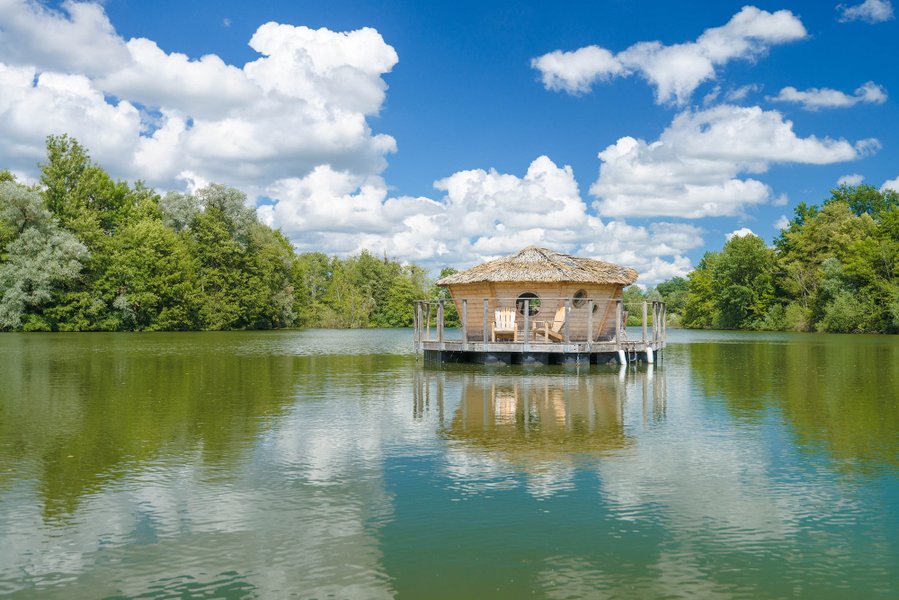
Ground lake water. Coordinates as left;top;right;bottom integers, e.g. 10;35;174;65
0;329;896;599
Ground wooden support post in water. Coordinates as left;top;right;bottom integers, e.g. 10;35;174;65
483;299;489;344
642;301;648;342
587;299;594;345
564;299;571;344
437;300;444;343
461;299;468;347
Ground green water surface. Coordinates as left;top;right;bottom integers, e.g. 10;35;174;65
0;329;896;598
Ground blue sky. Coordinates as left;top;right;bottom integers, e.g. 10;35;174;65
1;0;897;282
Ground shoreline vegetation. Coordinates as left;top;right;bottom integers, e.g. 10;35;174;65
1;136;897;334
1;136;439;332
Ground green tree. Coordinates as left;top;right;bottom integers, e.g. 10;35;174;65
102;218;199;330
189;204;252;330
828;183;899;221
711;234;776;329
244;224;296;329
292;252;332;327
41;134;132;243
656;277;688;315
682;252;719;328
0;182;88;330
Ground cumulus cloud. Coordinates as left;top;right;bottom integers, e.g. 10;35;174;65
0;0;129;76
259;156;703;283
882;176;899;192
0;0;398;189
0;1;702;283
0;63;143;172
837;0;894;23
590;104;878;218
838;173;865;186
531;6;806;104
768;81;887;110
726;227;756;240
530;45;623;95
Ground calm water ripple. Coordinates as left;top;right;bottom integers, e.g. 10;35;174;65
0;329;897;598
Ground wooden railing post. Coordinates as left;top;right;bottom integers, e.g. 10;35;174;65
461;299;468;346
564;299;571;344
615;300;622;346
662;303;667;343
642;301;648;342
654;302;659;343
653;302;659;343
437;300;444;343
483;299;489;344
587;299;593;345
416;302;423;347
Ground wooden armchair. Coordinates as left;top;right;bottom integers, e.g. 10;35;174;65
534;306;567;342
491;308;517;341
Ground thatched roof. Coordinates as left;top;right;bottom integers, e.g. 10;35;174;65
436;246;638;286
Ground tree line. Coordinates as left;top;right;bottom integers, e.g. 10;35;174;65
0;136;434;331
5;137;897;334
643;185;899;333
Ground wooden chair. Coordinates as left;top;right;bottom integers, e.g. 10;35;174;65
535;306;567;342
491;308;517;342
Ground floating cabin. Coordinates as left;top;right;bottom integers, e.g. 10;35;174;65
413;246;666;366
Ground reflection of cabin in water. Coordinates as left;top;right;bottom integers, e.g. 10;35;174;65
413;246;666;366
449;374;630;455
412;370;668;471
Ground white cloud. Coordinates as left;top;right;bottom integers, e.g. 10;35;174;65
0;1;399;189
0;0;129;76
530;45;623;95
98;38;259;117
838;173;865;186
0;1;700;283
837;0;895;23
774;215;790;230
260;156;702;283
882;176;899;192
590;104;877;218
726;227;756;240
768;81;887;110
726;84;761;102
0;63;143;174
531;6;806;104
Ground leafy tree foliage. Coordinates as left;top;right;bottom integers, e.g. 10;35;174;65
0;138;443;331
655;277;688;314
673;184;899;333
0;182;88;330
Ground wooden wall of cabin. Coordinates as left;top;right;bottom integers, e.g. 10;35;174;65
444;282;623;341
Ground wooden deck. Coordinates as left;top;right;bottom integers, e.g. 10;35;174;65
414;297;666;366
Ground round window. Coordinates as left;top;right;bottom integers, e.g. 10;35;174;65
573;289;588;308
516;292;541;316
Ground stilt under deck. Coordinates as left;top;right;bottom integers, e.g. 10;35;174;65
413;297;667;367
